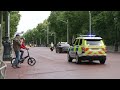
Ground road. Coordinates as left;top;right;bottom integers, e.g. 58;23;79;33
5;47;120;79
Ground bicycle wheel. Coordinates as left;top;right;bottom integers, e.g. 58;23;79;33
27;57;36;66
11;58;16;65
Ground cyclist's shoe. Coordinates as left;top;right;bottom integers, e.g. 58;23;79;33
16;65;21;68
12;65;17;69
19;58;24;63
19;60;21;64
20;58;23;60
20;60;24;63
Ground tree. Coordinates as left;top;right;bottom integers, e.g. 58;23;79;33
23;11;120;49
2;11;21;39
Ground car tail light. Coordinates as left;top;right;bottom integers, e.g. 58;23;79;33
82;47;89;53
102;47;107;53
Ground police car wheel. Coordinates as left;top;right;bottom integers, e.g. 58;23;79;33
76;54;81;64
99;59;106;64
67;54;72;62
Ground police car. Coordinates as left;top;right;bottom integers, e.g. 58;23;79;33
67;35;107;64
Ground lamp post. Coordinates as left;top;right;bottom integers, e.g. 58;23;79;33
41;29;47;47
39;31;41;46
2;11;12;61
59;19;69;44
89;11;92;35
0;11;3;51
54;32;56;45
114;17;118;52
39;38;41;46
47;25;49;46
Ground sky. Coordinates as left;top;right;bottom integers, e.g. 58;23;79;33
17;11;51;34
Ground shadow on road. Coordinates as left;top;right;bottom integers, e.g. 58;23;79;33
56;52;68;54
71;61;106;65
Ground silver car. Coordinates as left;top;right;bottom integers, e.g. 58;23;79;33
56;42;70;53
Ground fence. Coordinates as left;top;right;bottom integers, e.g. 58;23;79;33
107;46;120;52
0;60;7;79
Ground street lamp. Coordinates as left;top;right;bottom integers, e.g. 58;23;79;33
2;11;12;61
114;17;118;52
0;11;3;50
47;25;49;46
41;29;48;46
39;29;47;46
38;32;41;46
89;11;92;35
40;37;41;46
59;19;69;44
54;32;56;45
47;22;51;46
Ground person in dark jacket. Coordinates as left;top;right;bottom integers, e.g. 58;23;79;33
12;34;21;68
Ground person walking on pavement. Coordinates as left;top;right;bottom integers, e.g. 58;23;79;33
12;34;21;68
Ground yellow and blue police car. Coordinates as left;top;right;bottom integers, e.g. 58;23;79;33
67;35;107;64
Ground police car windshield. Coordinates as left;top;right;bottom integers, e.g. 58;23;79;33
86;40;102;46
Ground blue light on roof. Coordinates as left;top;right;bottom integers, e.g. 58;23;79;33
88;35;96;37
79;35;96;37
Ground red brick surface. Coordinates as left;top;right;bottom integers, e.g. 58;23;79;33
4;47;120;79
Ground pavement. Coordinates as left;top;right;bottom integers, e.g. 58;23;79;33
107;46;120;53
3;47;120;79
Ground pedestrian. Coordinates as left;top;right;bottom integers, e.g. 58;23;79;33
12;34;21;68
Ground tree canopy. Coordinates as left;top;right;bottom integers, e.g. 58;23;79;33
23;11;120;47
2;11;21;39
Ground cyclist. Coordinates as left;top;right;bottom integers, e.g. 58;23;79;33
20;37;29;61
50;42;54;51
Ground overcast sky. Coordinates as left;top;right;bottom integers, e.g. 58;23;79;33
17;11;51;34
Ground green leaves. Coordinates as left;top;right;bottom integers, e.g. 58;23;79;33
10;11;21;38
23;11;120;46
2;11;21;39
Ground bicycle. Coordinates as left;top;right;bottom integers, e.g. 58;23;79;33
11;49;36;66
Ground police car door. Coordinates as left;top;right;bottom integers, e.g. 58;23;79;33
69;39;77;58
78;39;82;55
73;39;79;58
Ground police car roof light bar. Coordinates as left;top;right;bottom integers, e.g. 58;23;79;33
80;35;96;37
